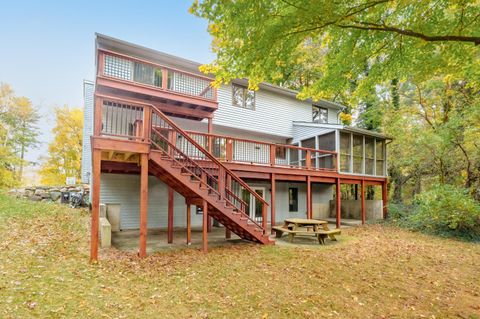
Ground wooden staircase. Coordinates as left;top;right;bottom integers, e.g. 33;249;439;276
148;106;274;245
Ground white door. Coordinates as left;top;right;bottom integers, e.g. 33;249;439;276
241;187;266;223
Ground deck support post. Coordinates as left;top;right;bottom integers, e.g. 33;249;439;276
382;181;388;219
225;228;231;239
271;173;276;233
90;149;101;262
361;179;366;225
186;204;191;245
335;178;341;229
207;216;212;232
167;187;174;244
139;153;149;258
306;175;312;219
202;200;208;253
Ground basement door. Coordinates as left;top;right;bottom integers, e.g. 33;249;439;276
241;187;266;224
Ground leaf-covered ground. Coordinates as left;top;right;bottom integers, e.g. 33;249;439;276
1;193;479;318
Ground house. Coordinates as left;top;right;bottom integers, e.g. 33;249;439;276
82;34;389;261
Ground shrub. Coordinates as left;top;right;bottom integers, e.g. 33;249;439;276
409;184;480;239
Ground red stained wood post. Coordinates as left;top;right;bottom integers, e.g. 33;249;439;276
306;175;312;219
139;153;149;258
271;173;276;232
262;204;267;231
382;181;388;219
270;145;276;166
207;216;213;232
186;204;191;245
226;138;233;161
207;117;213;153
335;178;341;229
167;187;174;244
305;150;312;169
93;98;103;136
161;68;169;90
97;51;105;76
142;105;151;142
361;179;366;225
202;200;208;253
90;149;101;262
225;228;231;239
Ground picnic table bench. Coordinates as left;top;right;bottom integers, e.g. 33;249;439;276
272;218;341;245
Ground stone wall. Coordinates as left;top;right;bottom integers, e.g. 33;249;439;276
8;185;90;205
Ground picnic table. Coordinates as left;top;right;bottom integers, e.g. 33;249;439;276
272;218;341;244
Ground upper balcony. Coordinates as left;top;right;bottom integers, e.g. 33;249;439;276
95;49;218;121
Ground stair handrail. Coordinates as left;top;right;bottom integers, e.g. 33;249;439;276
94;93;268;209
149;105;269;207
149;130;266;231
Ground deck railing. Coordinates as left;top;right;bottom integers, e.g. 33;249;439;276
187;131;337;172
94;94;269;231
94;94;337;172
97;49;217;102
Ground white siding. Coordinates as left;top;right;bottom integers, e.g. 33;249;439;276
81;81;94;184
99;173;333;229
100;173;204;230
213;84;313;138
292;126;336;144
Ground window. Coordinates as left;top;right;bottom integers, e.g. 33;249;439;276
232;83;255;110
288;188;298;212
340;132;351;172
312;106;328;123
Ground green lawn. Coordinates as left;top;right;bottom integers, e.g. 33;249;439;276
1;192;479;318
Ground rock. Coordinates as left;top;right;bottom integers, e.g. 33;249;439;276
40;192;50;199
29;195;42;201
8;189;17;195
34;189;46;196
50;191;62;201
60;188;68;193
24;190;33;197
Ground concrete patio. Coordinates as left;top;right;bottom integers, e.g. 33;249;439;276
111;223;345;253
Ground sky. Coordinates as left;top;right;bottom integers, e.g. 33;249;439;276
0;0;214;164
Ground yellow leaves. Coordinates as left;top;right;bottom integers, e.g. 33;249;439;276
198;63;219;75
208;22;220;35
340;112;353;125
39;106;83;186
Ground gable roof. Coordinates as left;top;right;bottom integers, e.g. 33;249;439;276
95;33;344;110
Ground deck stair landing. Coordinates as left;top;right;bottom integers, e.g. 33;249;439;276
148;105;273;245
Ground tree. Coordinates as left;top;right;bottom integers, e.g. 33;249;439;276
191;0;479;103
39;106;83;186
0;84;39;187
192;0;480;203
8;97;39;181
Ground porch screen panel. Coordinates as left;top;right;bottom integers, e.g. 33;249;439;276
340;132;351;172
104;55;132;81
376;140;385;176
301;137;315;167
318;132;336;169
365;137;375;175
352;135;363;174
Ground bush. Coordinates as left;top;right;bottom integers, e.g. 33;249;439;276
409;184;480;239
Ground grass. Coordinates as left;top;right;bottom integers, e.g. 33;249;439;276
0;192;479;318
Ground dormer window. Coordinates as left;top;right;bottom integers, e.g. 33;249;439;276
312;106;328;123
232;83;255;110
